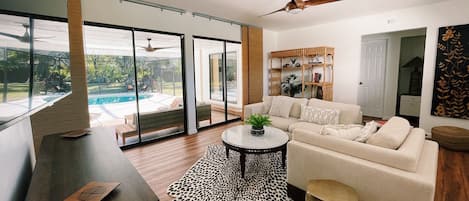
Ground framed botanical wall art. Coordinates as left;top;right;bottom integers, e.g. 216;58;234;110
431;24;469;119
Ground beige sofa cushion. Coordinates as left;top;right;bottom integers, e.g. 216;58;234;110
367;116;412;149
292;127;426;172
307;98;362;124
262;96;273;114
289;98;308;119
270;115;299;131
288;122;323;133
269;96;294;118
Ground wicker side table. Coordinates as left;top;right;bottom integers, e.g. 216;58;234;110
432;126;469;151
306;180;359;201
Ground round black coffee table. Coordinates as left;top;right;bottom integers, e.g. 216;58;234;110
221;125;289;178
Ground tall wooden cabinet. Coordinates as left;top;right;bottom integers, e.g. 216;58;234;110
269;47;334;101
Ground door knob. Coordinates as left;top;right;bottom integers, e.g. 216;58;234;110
359;82;363;85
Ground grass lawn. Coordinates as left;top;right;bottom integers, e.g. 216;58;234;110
1;83;29;102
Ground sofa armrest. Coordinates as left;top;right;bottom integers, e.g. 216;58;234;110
243;102;266;120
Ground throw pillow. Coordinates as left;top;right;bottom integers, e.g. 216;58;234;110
320;124;363;140
300;105;340;125
269;96;293;118
367;116;412;149
262;96;273;114
354;121;378;143
289;99;308;118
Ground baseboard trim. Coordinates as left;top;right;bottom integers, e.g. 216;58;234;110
287;183;305;201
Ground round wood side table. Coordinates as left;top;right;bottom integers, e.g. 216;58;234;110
306;180;359;201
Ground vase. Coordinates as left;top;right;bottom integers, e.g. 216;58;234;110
250;126;265;136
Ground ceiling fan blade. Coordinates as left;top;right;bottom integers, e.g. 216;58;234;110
154;46;178;50
0;32;22;40
34;36;56;40
259;7;287;17
304;0;340;7
294;0;306;8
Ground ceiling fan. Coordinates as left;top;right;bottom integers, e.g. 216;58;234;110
261;0;340;16
140;38;176;52
0;24;54;43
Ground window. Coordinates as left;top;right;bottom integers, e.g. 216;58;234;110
0;12;70;125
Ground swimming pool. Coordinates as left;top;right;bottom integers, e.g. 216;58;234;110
88;94;153;105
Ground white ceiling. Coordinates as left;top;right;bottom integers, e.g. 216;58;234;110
147;0;448;30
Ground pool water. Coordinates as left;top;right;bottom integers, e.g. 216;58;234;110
88;94;153;105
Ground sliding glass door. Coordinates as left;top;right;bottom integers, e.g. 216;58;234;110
134;31;185;142
0;12;71;125
84;23;185;147
193;38;242;128
225;42;242;121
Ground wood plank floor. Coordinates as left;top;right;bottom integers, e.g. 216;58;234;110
124;121;469;201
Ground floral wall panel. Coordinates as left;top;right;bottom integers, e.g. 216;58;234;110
432;25;469;119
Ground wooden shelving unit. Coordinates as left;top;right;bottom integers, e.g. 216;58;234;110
269;47;334;101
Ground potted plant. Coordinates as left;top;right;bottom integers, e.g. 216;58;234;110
281;74;302;97
245;114;272;135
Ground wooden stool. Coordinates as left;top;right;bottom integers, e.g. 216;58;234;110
432;126;469;151
306;180;359;201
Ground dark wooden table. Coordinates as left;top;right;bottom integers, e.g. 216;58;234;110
25;127;159;201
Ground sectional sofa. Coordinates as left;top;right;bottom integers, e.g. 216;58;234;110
243;96;363;138
243;96;438;201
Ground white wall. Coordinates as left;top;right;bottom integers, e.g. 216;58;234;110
272;0;469;132
362;28;426;119
0;0;241;134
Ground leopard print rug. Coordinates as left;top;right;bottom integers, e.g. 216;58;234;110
167;145;292;201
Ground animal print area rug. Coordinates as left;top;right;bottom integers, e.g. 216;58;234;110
167;145;292;201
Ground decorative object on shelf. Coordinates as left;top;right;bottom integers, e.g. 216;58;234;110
312;55;324;64
245;114;271;135
313;73;322;83
269;47;334;100
281;74;302;97
431;25;469;120
290;58;297;65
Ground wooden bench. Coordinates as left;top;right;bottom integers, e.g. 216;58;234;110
115;104;211;145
